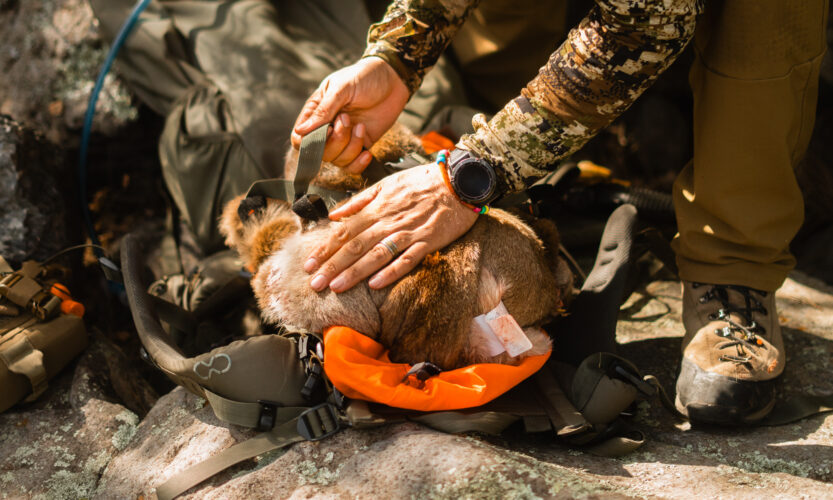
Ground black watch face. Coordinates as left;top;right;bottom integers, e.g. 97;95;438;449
453;159;496;204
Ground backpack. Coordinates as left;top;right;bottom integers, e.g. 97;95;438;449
121;135;657;497
0;258;88;413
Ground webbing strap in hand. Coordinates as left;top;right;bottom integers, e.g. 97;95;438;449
244;123;348;207
294;123;329;199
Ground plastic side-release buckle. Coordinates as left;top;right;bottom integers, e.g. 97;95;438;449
402;361;442;389
301;362;324;401
297;334;325;401
296;403;341;441
256;400;282;432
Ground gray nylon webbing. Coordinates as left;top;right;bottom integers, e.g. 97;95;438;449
155;417;305;500
244;121;348;207
294;123;329;198
245;179;349;208
534;368;590;436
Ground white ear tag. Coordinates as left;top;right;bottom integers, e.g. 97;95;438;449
471;301;533;358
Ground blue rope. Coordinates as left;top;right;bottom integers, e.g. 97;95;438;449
79;0;152;255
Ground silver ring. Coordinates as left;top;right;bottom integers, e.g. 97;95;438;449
378;236;400;257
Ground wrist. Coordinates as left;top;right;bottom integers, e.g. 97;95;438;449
435;150;498;215
362;45;421;95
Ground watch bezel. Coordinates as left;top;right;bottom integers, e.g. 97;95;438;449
448;150;498;206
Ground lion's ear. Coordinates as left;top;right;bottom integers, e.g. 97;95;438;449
219;194;249;252
219;194;299;272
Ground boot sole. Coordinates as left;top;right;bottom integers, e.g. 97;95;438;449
675;392;776;425
675;358;777;425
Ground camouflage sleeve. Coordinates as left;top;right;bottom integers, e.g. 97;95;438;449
457;0;703;196
363;0;481;94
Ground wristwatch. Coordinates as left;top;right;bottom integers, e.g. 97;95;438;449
447;149;500;206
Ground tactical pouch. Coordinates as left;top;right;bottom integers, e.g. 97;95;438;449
0;261;88;413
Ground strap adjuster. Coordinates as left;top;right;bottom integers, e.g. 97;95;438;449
296;403;340;441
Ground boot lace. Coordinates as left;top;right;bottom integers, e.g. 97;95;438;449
691;283;768;364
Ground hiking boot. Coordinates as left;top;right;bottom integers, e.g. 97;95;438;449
675;281;784;425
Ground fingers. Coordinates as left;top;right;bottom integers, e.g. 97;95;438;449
331;123;366;167
323;116;367;167
328;183;380;221
343;150;373;175
291;90;323;148
298;79;350;133
292;78;350;144
307;221;387;292
321;114;351;162
303;185;380;277
367;241;428;290
293;112;371;170
327;231;414;293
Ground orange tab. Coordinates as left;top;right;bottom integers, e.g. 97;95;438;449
50;283;85;318
420;131;456;155
322;326;550;411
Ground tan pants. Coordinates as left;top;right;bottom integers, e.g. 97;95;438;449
672;0;828;291
454;0;828;292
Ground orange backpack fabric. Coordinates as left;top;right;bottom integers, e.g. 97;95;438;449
322;326;551;411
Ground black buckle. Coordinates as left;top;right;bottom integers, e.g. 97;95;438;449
296;403;340;441
292;194;329;221
297;335;325;401
238;195;267;222
300;361;324;401
402;361;442;389
256;400;281;432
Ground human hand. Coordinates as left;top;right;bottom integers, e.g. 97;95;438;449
304;163;479;293
292;57;410;175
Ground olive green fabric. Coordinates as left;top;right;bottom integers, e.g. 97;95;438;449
90;0;466;253
450;0;569;112
672;0;829;292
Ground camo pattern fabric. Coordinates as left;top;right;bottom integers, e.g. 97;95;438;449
364;0;482;94
364;0;702;196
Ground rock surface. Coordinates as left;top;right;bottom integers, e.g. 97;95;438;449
0;334;157;499
4;272;832;499
0;0;137;142
0;116;72;265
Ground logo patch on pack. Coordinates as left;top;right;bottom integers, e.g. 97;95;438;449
193;353;232;380
472;301;533;357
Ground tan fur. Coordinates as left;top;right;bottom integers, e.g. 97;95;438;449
219;127;573;371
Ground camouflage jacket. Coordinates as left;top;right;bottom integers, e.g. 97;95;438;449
363;0;703;196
